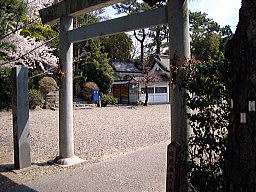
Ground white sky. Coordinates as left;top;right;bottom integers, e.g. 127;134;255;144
106;0;242;33
189;0;242;32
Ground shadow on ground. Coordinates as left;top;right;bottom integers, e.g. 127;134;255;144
0;163;44;192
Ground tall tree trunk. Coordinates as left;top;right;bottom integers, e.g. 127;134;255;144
155;26;161;55
224;0;256;191
144;84;148;106
134;29;146;63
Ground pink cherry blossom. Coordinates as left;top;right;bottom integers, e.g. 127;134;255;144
0;0;58;70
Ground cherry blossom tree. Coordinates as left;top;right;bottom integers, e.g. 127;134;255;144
0;0;58;71
0;31;58;70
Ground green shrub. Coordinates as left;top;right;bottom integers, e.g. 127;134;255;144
79;81;99;102
28;89;44;109
80;88;93;102
100;93;117;106
180;59;230;191
83;81;99;90
0;67;12;110
39;77;57;98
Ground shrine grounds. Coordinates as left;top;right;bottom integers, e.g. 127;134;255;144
0;104;170;191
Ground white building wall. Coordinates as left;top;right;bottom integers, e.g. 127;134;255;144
139;82;170;104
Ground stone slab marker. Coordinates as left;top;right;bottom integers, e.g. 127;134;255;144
12;66;31;169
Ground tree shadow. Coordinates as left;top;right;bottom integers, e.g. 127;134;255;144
0;178;39;192
0;173;38;192
0;163;46;192
0;172;17;191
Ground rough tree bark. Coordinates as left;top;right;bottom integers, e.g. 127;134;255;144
224;0;256;191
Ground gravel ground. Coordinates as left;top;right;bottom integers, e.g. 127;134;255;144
0;104;171;191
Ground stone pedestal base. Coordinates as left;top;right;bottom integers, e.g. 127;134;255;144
48;155;85;167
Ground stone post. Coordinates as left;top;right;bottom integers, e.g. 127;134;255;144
12;66;31;169
166;0;190;191
54;16;84;166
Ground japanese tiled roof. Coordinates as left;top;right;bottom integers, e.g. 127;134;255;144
111;60;141;73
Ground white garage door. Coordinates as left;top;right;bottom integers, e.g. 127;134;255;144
140;86;169;104
154;87;168;103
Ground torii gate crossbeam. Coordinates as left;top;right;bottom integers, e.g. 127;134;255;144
68;6;168;43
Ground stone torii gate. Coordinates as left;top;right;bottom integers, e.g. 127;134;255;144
40;0;190;191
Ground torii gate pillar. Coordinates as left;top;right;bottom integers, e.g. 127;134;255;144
54;16;84;166
166;0;190;191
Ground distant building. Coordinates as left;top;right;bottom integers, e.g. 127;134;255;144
111;55;170;104
139;55;170;104
110;60;141;104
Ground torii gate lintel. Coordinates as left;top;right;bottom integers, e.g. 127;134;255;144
39;0;127;25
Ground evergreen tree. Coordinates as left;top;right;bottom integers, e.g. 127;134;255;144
101;33;132;60
189;11;233;61
81;39;114;94
113;0;150;62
